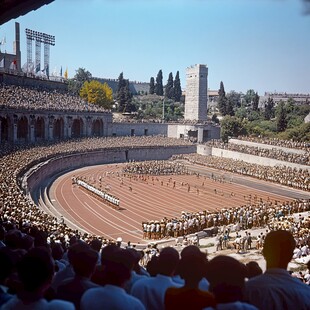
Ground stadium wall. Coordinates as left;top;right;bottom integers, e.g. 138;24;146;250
211;148;309;171
111;122;168;137
23;145;197;201
197;144;212;155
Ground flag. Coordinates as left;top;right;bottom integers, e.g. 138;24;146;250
0;58;4;68
9;59;17;70
64;67;68;79
60;66;62;77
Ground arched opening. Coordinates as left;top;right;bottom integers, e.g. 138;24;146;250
72;118;83;138
0;117;10;143
92;119;102;136
54;118;64;140
17;116;28;142
35;117;45;141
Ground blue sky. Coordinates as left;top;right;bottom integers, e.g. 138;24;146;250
0;0;309;95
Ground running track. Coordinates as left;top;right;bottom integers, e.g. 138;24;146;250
50;162;310;244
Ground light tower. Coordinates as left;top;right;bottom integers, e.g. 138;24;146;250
184;64;208;122
25;28;55;76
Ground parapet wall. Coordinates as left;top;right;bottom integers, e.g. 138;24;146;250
0;72;67;91
229;138;307;155
211;148;309;171
24;145;197;200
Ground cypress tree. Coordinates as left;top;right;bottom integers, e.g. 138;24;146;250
116;72;132;113
165;72;174;99
218;81;227;115
123;79;133;113
253;92;260;111
173;71;182;102
149;77;155;95
155;69;163;96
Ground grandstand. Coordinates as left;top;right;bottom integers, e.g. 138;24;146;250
1;3;310;309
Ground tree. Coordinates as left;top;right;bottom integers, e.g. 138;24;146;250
116;72;133;113
165;72;174;99
244;89;256;106
285;98;295;114
264;97;275;120
235;107;247;119
123;79;134;113
276;101;287;132
149;77;155;95
226;96;235;116
218;81;227;115
220;116;246;142
80;80;113;109
173;71;182;102
117;72;126;93
155;69;163;96
226;91;241;108
68;67;92;94
253;92;260;111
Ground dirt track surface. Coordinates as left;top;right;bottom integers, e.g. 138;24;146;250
49;162;309;244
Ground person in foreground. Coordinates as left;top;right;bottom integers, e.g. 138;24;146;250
131;246;181;310
165;245;216;309
80;246;145;310
244;230;310;309
205;255;258;310
1;247;74;310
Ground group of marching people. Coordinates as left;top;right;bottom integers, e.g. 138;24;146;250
142;198;310;240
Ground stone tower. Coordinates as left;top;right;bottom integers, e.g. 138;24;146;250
184;64;208;122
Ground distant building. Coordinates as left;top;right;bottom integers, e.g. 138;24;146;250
184;64;208;121
260;92;310;107
95;77;149;95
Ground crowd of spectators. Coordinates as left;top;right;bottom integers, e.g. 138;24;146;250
207;140;310;165
0;136;194;251
173;153;310;191
0;126;310;307
0;84;109;113
237;135;310;151
0;226;310;309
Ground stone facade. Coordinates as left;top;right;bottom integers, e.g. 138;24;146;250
0;107;220;144
184;64;208;121
0;108;112;143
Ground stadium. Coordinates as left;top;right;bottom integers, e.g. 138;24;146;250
1;1;310;309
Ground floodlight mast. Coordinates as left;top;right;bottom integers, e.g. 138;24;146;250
25;28;55;76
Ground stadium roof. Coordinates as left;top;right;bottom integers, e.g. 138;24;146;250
0;0;54;25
